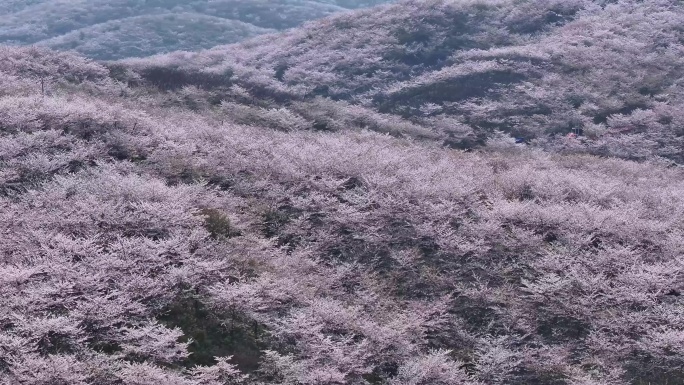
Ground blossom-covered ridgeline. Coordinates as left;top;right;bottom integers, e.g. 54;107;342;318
122;0;684;163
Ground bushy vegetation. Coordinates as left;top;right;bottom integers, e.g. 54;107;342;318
1;1;684;384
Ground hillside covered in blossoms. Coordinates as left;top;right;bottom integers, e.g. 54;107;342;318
1;1;684;384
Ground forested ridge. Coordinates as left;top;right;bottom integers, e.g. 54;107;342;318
1;1;683;384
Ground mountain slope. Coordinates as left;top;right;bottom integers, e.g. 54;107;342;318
123;0;684;162
1;1;684;385
1;40;684;385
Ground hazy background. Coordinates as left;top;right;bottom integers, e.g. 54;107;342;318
0;0;394;60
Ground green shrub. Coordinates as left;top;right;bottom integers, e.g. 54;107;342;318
158;293;265;372
201;208;238;239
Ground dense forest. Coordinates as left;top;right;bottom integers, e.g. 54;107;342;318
1;0;683;384
0;0;393;59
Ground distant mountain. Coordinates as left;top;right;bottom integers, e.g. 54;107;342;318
0;0;49;14
0;0;394;59
36;13;275;61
